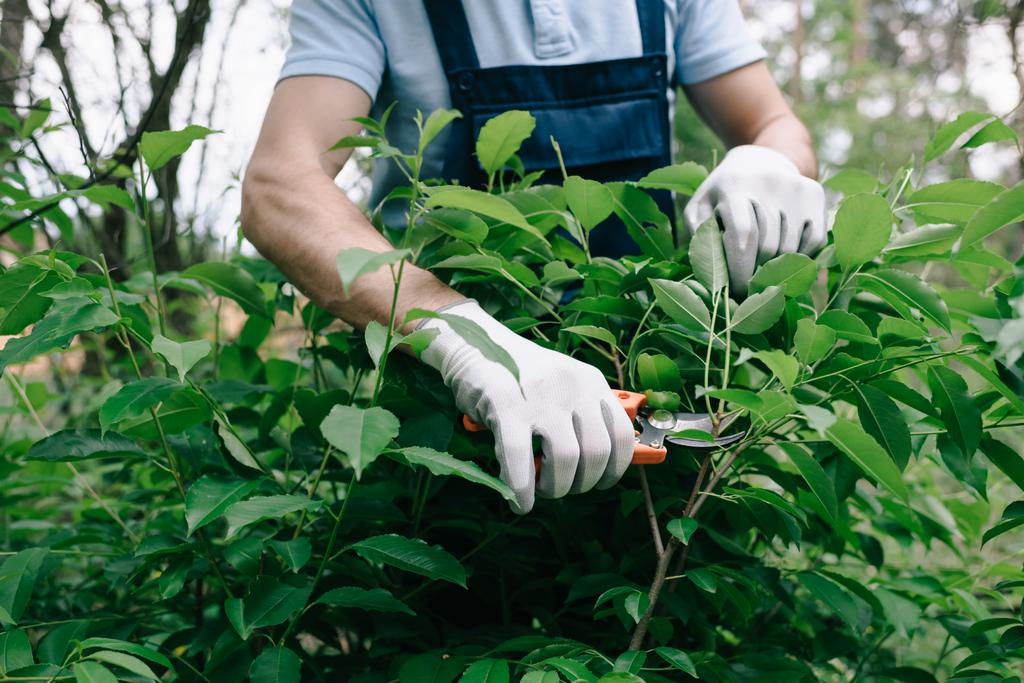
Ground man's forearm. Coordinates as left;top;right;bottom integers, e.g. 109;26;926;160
751;114;819;180
240;163;463;333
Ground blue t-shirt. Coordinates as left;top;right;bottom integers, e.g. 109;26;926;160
279;0;766;216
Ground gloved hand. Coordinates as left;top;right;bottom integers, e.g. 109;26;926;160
683;145;827;295
418;300;635;514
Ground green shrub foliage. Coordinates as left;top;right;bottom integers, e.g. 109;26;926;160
1;105;1024;682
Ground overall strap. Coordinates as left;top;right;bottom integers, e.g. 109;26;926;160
635;0;666;55
423;0;481;71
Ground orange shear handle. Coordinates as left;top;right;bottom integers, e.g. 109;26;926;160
461;390;667;467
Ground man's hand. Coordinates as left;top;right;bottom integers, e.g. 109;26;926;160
683;145;826;294
419;301;635;514
682;61;827;294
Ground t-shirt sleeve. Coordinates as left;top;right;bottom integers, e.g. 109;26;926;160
277;0;386;101
673;0;767;86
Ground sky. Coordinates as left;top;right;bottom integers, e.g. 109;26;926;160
19;0;1024;242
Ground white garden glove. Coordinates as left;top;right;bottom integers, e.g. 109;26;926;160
683;145;827;295
418;300;635;514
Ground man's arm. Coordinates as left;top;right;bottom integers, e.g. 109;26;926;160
241;76;635;514
683;61;817;179
240;76;463;333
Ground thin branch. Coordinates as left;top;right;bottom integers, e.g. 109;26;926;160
0;0;205;237
638;466;664;557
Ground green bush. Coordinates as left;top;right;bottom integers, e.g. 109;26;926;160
0;106;1023;682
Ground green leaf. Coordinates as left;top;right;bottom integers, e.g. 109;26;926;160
833;193;893;271
981;437;1024;492
475;110;534;175
649;279;710;332
794;318;836;366
426;186;541;239
214;414;262;470
686;568;717;593
637;353;680;392
399;654;464;683
315;586;415;615
269;538;312;573
884;224;961;257
249;646;302;683
0;630;33;674
565;176;615;231
816;310;878;345
749;252;817;297
327;135;380;151
420;109;463;155
0;264;59;335
140;125;218;171
667;517;698;544
86;651;158;681
350;534;466;587
223;495;322;539
753;349;799;389
521;673;560;683
958;356;1024;416
99;377;180;433
689;218;728;292
459;659;509;683
730;286;784;334
410;308;521;383
824;168;878;195
561;325;617;346
151;334;211;382
320;405;401;479
854;383;912;470
964;116;1018;148
654;647;697;677
25;429;144;462
858;269;951;332
779;442;838;525
607;183;674;260
924;111;994;160
961;179;1024;248
335;247;411;297
389;446;515;501
230;576;312;639
0;300;120;376
982;501;1024;546
543;657;596;683
74;662;117;683
77;639;171;670
825;419;908;501
928;365;982;457
596;674;644;683
185;476;260;535
905;180;1003;224
636;162;707;194
542;261;582;286
422;208;488;243
797;572;872;632
180;262;269;317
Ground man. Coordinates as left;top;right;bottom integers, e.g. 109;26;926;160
241;0;827;514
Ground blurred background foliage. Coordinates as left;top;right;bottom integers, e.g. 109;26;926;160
1;0;1022;273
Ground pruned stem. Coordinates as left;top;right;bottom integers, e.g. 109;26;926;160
638;465;663;557
628;440;752;649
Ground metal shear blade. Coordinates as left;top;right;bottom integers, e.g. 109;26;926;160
637;408;746;450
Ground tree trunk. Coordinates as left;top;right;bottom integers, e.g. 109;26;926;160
0;0;28;105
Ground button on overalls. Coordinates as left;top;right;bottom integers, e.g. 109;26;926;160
423;0;674;258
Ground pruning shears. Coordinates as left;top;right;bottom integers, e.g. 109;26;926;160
463;390;746;467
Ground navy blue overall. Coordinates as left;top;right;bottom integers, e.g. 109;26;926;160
423;0;674;258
